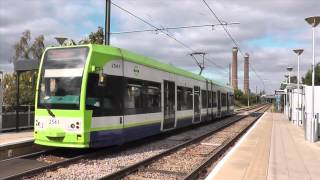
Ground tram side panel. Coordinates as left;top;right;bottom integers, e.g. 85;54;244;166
87;59;234;147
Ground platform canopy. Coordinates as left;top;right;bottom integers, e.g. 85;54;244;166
12;59;39;132
13;59;39;72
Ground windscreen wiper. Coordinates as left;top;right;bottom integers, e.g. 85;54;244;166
44;104;55;118
42;99;56;118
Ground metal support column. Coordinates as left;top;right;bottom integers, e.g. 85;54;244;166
15;72;20;132
105;0;111;45
0;71;3;131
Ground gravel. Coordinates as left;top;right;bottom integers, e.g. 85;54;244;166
125;114;258;180
27;112;258;180
37;155;66;164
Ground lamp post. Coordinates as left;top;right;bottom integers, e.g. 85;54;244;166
287;67;293;84
54;37;67;46
284;75;289;84
305;16;320;142
284;74;289;116
293;49;304;125
287;67;293;121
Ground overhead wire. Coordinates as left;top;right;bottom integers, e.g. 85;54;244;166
111;23;239;34
202;0;265;88
111;2;229;76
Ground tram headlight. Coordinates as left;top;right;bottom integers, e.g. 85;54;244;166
70;124;75;128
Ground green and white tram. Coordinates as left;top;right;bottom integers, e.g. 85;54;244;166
34;44;234;148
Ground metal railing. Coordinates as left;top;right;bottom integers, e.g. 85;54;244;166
0;105;34;132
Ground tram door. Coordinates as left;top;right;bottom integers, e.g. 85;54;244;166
193;86;201;123
206;81;209;121
217;91;221;117
227;93;230;113
209;83;213;120
163;80;176;130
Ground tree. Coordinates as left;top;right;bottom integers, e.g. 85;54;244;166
13;30;45;63
30;35;45;62
3;30;45;109
4;27;105;109
280;81;286;90
79;26;104;45
3;72;35;110
234;89;244;101
234;89;261;107
3;74;16;111
290;76;297;84
302;63;320;85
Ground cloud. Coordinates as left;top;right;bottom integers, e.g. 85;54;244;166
0;0;319;94
0;0;105;71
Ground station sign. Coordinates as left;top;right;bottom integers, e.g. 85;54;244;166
275;90;286;95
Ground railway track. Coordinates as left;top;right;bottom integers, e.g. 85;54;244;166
234;104;263;112
0;104;268;180
100;104;269;180
0;148;97;180
185;105;269;180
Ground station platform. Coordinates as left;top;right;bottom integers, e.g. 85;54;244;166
0;130;33;147
206;111;320;180
0;130;37;160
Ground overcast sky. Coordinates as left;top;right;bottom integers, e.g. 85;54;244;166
0;0;319;93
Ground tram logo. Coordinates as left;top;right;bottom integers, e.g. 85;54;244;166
133;65;140;76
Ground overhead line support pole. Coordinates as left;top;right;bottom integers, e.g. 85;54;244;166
105;0;111;45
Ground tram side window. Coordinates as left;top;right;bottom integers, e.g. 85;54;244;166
125;78;161;115
86;73;123;116
230;94;234;106
201;90;208;108
177;86;193;111
212;91;217;107
221;93;227;106
208;91;212;108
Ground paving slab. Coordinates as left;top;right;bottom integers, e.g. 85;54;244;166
0;131;40;160
0;130;33;147
206;112;320;180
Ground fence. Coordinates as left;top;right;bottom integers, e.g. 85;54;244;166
0;105;34;132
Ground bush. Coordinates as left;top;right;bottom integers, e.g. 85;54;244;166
234;89;260;106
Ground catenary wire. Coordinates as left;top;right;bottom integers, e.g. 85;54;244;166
111;23;239;34
202;0;265;88
111;2;229;76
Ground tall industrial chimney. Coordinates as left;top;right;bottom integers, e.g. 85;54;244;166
244;53;250;94
232;47;238;89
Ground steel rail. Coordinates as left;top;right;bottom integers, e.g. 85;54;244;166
99;104;269;180
183;105;269;180
1;149;94;180
2;104;267;180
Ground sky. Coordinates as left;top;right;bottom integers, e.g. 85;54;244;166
0;0;319;94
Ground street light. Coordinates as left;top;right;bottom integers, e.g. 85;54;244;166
305;16;320;142
286;67;293;121
283;74;290;115
244;53;250;107
293;49;304;88
54;37;67;46
287;67;293;84
284;75;289;84
293;49;304;125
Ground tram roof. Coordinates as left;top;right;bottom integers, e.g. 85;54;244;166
46;44;233;91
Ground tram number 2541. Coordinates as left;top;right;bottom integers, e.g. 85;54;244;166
49;119;59;125
112;63;121;69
